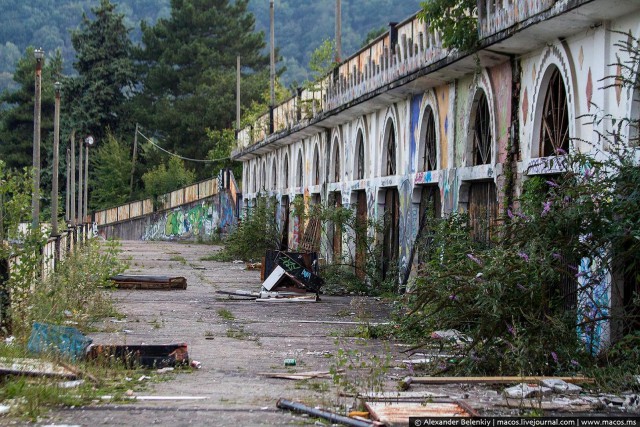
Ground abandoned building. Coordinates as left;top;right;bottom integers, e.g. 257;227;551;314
232;0;640;349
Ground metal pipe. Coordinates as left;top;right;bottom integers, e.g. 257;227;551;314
335;0;342;62
276;399;373;427
65;147;69;222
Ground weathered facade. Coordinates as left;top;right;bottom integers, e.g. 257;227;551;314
234;1;640;348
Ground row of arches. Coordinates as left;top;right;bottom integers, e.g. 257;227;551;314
246;63;571;195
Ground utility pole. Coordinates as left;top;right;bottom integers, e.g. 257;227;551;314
269;0;275;108
236;56;241;133
335;0;342;63
78;137;83;225
83;143;88;224
129;124;139;198
51;82;61;236
65;147;70;223
70;131;76;227
31;48;44;231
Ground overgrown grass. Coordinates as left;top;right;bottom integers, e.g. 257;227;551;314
217;308;234;321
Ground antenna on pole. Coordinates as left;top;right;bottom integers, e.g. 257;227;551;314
270;0;275;108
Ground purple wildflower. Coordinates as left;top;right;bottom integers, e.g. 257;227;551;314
517;283;526;291
518;252;530;262
516;211;529;220
551;351;559;363
507;324;516;337
584;168;594;179
570;359;579;367
467;253;483;266
507;209;514;219
552;253;562;260
541;200;552;216
449;294;458;301
556;147;567;155
546;180;559;188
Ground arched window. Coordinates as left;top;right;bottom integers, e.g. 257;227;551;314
313;146;320;186
271;161;277;190
540;67;569;157
283;154;289;189
355;131;365;180
473;91;492;166
421;107;437;171
252;164;257;193
297;151;304;187
333;141;341;183
384;121;396;176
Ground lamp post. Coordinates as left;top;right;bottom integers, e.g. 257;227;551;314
83;135;94;227
51;81;61;236
77;136;83;225
31;48;44;231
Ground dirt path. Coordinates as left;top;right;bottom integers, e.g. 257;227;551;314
40;240;402;426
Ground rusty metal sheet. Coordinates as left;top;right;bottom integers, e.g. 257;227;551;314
106;207;118;223
110;275;187;290
365;401;476;426
117;205;130;222
184;184;197;203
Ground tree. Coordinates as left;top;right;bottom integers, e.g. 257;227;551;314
135;0;270;178
142;156;195;200
417;0;477;51
0;48;63;171
89;133;132;210
68;0;136;141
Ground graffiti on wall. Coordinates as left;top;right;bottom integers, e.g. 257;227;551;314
577;253;610;355
143;201;219;241
398;178;418;278
409;94;423;173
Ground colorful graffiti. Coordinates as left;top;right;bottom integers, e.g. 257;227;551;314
398;179;418;278
577;254;610;355
409;94;423;173
143;201;222;241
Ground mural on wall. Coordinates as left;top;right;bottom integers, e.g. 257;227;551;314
143;201;220;241
409;94;423;173
219;192;235;232
576;253;610;355
398;178;418;278
435;85;450;170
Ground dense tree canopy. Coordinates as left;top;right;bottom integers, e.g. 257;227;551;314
68;0;135;141
134;0;270;178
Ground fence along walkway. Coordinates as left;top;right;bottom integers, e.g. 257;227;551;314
94;177;218;227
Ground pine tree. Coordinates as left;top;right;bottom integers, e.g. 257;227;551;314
135;0;270;178
68;0;135;141
0;48;63;171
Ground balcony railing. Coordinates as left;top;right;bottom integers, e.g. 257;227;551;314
478;0;556;38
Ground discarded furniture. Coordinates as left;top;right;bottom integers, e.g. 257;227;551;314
0;357;78;380
87;343;189;368
109;275;187;290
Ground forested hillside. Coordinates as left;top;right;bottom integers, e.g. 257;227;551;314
0;0;421;91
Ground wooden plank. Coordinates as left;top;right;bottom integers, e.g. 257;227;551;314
365;401;474;426
406;376;594;385
258;370;339;380
110;275;187;290
0;357;77;380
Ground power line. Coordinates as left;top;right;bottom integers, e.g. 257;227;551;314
136;129;231;163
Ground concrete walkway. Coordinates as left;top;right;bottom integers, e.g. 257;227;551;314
41;240;399;426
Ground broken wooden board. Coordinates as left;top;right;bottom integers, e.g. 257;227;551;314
109;275;187;290
0;357;77;380
365;401;477;426
255;294;318;303
258;370;340;380
346;391;449;401
87;343;189;368
404;376;594;386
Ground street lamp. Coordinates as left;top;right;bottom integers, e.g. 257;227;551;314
31;48;44;231
83;135;95;228
51;81;61;236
